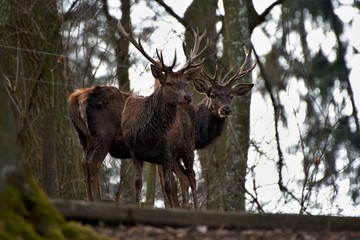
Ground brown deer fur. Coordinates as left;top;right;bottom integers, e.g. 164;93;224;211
68;85;131;201
117;22;206;208
68;84;197;208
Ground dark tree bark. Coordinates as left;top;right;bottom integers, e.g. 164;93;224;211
0;0;84;199
0;76;26;191
222;0;252;211
102;0;134;204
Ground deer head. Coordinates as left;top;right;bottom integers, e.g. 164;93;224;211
117;22;208;105
193;47;256;118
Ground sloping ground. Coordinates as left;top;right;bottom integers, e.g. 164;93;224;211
51;199;360;240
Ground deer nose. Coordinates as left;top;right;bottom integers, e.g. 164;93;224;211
221;106;232;115
184;94;192;103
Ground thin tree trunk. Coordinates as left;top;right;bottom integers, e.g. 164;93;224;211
183;0;221;210
103;0;134;203
145;163;156;206
223;0;252;211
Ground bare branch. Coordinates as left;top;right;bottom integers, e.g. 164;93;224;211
152;0;190;29
246;0;286;33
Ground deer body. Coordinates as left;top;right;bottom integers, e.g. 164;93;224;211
68;85;131;201
121;71;198;207
68;84;196;206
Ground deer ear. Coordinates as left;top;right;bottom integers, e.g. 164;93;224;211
183;67;202;81
232;83;254;96
151;64;166;83
193;78;211;95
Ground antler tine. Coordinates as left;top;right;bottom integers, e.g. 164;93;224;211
180;27;208;71
155;49;177;71
239;46;252;72
117;21;162;69
170;50;177;70
201;65;218;84
189;28;206;58
227;46;256;85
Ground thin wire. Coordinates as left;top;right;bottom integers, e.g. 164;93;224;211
0;44;61;58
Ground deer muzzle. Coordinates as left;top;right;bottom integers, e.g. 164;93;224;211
183;93;192;103
219;105;232;117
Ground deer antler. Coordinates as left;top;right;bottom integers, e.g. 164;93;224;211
117;21;177;71
226;46;256;85
201;65;219;85
180;28;208;71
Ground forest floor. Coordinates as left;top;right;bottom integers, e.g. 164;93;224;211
92;224;360;240
52;199;360;240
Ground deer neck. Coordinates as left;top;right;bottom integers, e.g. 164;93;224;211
194;99;226;149
143;89;178;139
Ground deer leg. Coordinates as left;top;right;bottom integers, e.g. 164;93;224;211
162;157;174;208
172;160;190;208
81;154;93;202
87;143;109;202
133;157;144;206
158;165;180;208
188;168;197;209
182;154;197;209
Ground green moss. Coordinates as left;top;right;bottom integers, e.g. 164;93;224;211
63;221;107;240
0;176;110;240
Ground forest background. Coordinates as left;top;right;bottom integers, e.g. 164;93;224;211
0;0;359;216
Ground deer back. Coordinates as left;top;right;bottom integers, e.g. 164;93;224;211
68;85;131;153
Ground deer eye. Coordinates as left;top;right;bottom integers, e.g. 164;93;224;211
210;94;216;99
166;82;173;87
230;95;234;100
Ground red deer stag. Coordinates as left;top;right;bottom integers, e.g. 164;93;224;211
193;46;256;149
163;47;256;207
118;22;207;208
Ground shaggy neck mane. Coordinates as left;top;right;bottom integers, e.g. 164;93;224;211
195;99;226;149
139;88;177;142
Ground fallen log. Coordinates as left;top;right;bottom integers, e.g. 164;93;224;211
51;199;360;231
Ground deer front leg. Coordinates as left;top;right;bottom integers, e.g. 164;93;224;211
162;157;174;208
133;157;144;206
182;153;197;209
172;159;190;208
158;165;180;208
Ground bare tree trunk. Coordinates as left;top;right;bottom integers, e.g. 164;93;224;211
222;0;252;211
145;162;156;206
0;0;80;198
183;0;221;210
0;76;26;191
103;0;134;204
116;0;135;204
42;107;58;197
